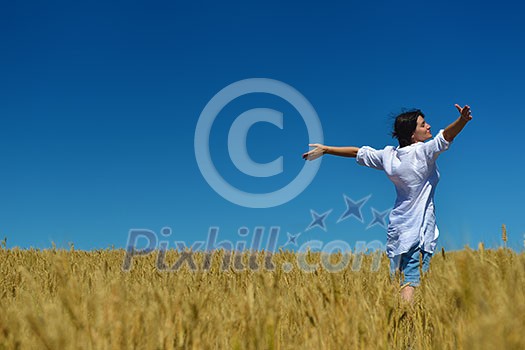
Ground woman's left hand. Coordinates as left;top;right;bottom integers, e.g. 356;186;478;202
302;143;327;161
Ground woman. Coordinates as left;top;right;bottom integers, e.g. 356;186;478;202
302;104;473;302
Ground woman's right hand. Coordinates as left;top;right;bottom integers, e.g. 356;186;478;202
302;143;328;161
455;104;473;121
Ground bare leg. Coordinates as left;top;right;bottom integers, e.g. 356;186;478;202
400;285;415;302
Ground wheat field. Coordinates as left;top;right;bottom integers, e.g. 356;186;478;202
1;247;524;349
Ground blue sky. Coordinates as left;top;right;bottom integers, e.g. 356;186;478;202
1;0;524;251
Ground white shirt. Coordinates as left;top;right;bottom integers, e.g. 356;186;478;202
356;129;451;258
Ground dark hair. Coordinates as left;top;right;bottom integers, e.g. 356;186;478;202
391;109;424;148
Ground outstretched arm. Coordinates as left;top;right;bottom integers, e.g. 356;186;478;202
443;104;473;142
302;143;359;160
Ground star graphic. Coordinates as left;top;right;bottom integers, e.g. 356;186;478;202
284;232;301;247
306;209;332;232
366;207;391;229
337;194;371;223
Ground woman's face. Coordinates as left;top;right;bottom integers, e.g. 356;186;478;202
411;115;432;143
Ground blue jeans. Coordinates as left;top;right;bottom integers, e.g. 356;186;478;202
389;244;432;287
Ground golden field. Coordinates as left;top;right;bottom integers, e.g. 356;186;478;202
1;247;524;349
